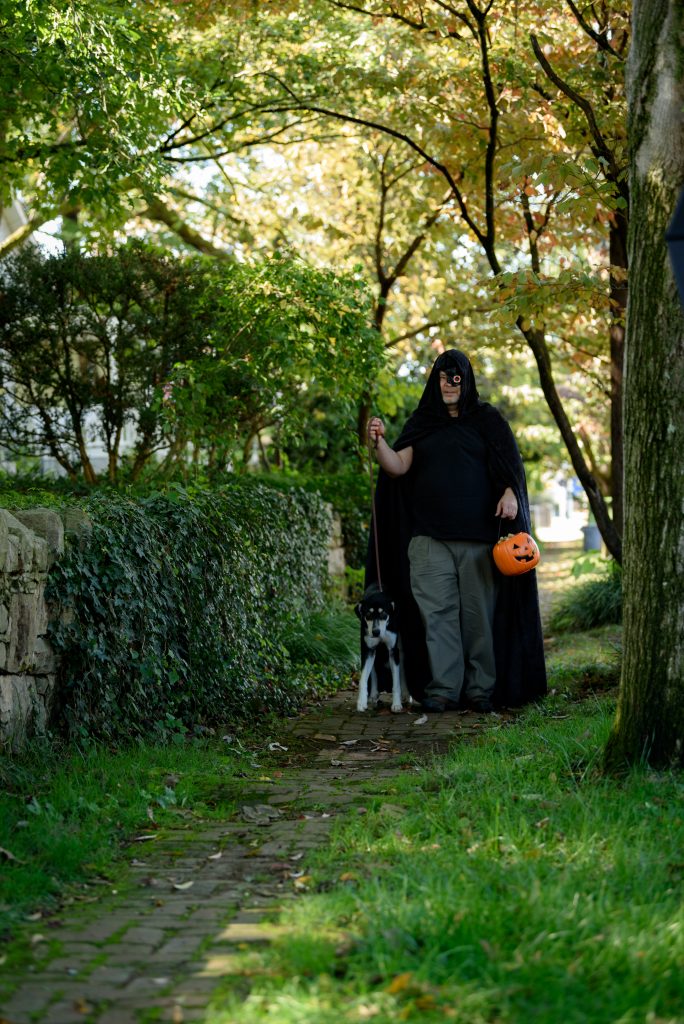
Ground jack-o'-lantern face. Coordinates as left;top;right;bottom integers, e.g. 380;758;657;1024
493;532;540;576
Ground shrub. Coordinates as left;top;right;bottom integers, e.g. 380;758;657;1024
548;561;622;632
259;469;371;570
46;481;334;740
281;605;359;670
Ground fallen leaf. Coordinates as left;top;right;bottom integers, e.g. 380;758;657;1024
313;733;337;741
0;846;24;864
535;817;550;829
30;934;46;945
172;880;194;891
330;759;343;767
340;739;359;746
414;995;437;1010
207;851;222;861
73;998;92;1015
131;834;158;843
339;872;358;882
386;972;413;994
413;714;428;726
293;875;313;889
268;742;288;752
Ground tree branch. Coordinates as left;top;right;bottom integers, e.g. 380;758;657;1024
386;318;455;346
320;0;463;38
141;197;231;258
530;33;625;195
254;76;487;249
564;0;624;58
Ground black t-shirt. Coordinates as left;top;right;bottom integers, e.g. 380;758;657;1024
409;421;499;542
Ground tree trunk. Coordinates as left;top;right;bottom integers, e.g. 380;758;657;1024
605;0;684;769
521;320;622;561
609;212;628;539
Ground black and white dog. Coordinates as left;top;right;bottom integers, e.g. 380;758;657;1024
354;584;409;713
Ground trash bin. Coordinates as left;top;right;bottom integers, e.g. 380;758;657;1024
581;524;602;551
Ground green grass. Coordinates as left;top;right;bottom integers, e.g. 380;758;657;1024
282;604;359;670
548;562;622;633
0;736;255;939
199;638;683;1024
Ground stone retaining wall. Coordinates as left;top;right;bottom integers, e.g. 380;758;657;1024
0;508;61;751
0;503;346;751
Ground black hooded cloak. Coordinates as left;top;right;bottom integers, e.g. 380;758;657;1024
366;350;547;708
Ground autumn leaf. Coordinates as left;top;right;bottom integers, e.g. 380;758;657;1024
386;972;414;994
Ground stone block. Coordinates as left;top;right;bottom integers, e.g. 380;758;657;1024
62;507;93;549
6;589;41;672
30;635;57;674
0;602;8;636
0;513;7;571
0;640;5;670
0;675;47;750
12;507;65;561
0;509;38;572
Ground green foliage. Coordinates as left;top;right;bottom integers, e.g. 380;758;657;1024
0;244;205;481
46;482;334;740
0;244;382;482
206;699;684;1024
549;561;623;633
280;605;358;671
162;250;383;460
0;0;195;221
258;470;371;570
0;735;255;935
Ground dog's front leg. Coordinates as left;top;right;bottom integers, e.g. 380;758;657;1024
399;650;413;707
357;652;375;712
369;664;379;707
390;649;403;713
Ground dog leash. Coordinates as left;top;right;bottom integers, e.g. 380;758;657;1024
366;426;383;592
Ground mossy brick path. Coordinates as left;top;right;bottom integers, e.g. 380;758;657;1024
1;547;574;1024
1;693;516;1024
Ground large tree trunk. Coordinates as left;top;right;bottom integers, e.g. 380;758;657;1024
605;0;684;769
609;211;628;539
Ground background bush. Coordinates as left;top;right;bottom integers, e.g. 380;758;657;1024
46;481;338;740
259;469;370;570
548;560;622;633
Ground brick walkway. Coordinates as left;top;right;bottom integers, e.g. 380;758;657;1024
0;690;513;1024
1;545;574;1023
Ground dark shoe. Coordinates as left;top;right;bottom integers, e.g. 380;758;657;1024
421;696;460;713
463;696;494;713
421;697;447;713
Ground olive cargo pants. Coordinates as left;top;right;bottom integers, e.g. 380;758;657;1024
408;535;497;703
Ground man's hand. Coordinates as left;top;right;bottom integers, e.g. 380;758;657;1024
368;416;385;447
496;487;518;520
368;415;413;476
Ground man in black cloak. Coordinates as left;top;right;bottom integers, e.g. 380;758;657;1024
366;349;546;711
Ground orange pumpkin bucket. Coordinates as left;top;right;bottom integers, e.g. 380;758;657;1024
493;530;540;576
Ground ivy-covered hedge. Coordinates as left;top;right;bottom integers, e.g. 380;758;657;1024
259;469;371;570
46;482;332;740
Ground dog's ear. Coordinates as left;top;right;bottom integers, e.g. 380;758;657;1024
354;603;362;619
390;601;396;611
